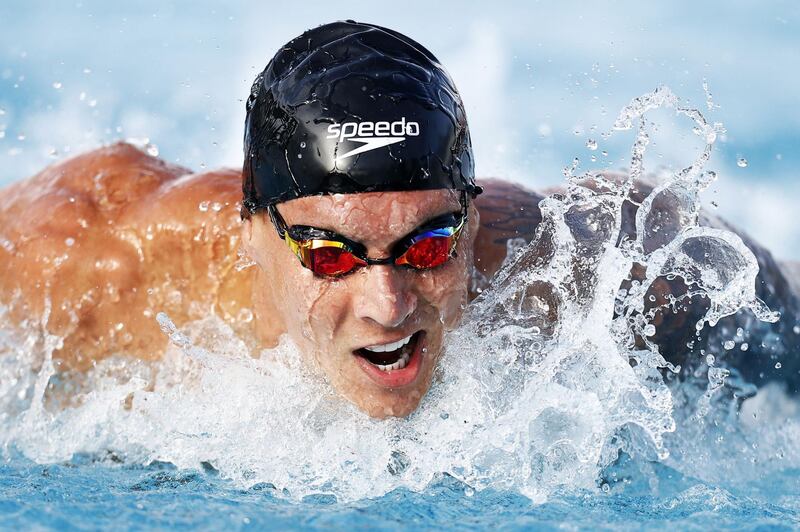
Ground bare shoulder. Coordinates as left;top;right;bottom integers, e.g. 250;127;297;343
472;178;546;282
0;143;249;369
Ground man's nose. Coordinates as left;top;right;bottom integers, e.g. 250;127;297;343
354;266;417;328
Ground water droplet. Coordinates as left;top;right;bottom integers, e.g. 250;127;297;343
723;340;735;350
237;308;254;323
706;354;715;366
211;202;222;212
740;342;748;351
88;99;97;107
775;362;782;369
297;153;302;159
198;201;210;212
586;139;598;151
17;134;25;141
64;237;75;247
52;81;62;89
737;157;748;168
793;325;799;334
146;143;159;157
235;247;256;271
300;141;306;148
0;108;5;115
643;324;656;336
563;157;580;177
648;295;656;302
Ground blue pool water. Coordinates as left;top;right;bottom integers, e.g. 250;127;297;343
2;455;798;529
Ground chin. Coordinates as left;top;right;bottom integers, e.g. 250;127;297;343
356;390;426;419
367;355;439;418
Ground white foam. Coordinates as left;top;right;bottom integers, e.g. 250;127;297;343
0;87;792;502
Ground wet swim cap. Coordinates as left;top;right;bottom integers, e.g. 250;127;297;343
241;20;480;216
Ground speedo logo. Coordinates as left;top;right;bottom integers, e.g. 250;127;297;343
327;118;420;161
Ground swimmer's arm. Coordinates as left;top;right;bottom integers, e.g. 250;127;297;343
615;175;800;388
472;175;800;389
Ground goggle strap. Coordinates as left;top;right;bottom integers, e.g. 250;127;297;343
267;205;288;240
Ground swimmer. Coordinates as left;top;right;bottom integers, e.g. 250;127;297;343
0;21;797;418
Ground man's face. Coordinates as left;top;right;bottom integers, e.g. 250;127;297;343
244;189;477;418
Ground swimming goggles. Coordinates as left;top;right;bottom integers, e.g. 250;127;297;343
266;192;468;277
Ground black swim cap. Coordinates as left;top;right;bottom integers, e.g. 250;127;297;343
241;20;480;216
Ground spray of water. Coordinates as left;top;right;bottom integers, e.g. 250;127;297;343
0;87;791;502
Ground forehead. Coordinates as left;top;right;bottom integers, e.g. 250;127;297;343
276;189;460;243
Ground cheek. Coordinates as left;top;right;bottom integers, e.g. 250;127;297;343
286;274;353;348
416;246;471;328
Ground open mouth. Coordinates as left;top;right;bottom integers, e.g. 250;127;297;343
353;331;425;388
355;332;418;370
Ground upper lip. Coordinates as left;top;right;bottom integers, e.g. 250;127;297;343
354;330;421;352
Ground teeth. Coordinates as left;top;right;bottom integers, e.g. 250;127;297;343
364;334;413;353
377;351;411;372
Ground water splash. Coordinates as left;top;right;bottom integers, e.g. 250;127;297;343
0;87;791;503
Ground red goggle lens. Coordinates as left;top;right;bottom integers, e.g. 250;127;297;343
399;236;451;269
309;246;362;276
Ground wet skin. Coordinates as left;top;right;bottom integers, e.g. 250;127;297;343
242;190;478;417
1;142;798;415
0;143;527;417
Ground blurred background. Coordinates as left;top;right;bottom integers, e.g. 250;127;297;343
0;1;797;258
